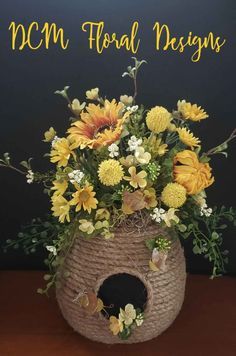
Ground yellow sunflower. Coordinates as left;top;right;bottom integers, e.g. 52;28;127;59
50;138;77;167
70;183;98;213
51;195;70;223
67;99;129;149
174;150;214;195
176;127;201;149
177;100;208;121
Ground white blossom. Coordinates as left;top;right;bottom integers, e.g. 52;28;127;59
46;245;57;256
108;143;119;158
126;105;139;113
51;136;61;147
68;170;85;184
26;169;34;184
200;203;213;217
127;135;143;152
150;208;166;223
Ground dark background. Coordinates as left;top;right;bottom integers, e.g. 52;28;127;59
0;0;235;273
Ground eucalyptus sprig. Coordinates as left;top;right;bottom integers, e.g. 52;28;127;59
122;57;147;102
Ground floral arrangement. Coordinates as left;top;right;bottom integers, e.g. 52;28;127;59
2;57;236;339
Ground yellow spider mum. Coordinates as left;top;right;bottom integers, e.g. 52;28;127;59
174;150;214;195
177;100;209;121
176;127;201;149
161;182;187;208
98;159;124;186
67;99;129;149
124;166;147;189
70;183;98;213
50;138;76;167
51;195;70;223
51;180;68;196
109;316;123;335
146;106;171;134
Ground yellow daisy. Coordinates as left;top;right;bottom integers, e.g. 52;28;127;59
50;138;76;167
176;127;201;149
67;99;129;149
70;183;98;213
51;180;68;196
51;195;70;223
98;159;124;186
124;166;147;189
177;100;208;121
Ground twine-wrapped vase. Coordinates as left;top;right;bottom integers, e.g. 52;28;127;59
56;223;186;344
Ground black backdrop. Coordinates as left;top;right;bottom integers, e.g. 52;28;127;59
0;0;235;273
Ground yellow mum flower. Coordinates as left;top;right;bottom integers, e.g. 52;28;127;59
98;159;124;186
51;180;68;197
43;127;56;142
67;100;129;149
124;166;147;189
177;100;209;121
119;304;136;326
86;87;99;100
161;183;187;208
143;187;158;209
176;127;201;149
146;106;171;134
50;138;76;167
70;183;98;213
174;150;214;195
109;316;123;335
51;195;70;223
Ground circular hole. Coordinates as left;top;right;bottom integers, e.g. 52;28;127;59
97;273;148;317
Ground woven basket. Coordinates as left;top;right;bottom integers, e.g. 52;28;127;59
56;224;186;344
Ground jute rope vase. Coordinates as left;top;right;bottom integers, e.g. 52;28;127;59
56;224;186;344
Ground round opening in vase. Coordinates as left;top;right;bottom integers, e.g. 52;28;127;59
97;273;148;317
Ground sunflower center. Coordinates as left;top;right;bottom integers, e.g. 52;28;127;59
79;191;90;202
94;123;114;138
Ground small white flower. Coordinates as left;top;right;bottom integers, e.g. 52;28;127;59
68;170;85;184
51;136;61;147
26;169;34;184
150;208;166;223
108;143;119;158
46;245;57;256
127;135;143;152
126;105;139;113
200;205;213;217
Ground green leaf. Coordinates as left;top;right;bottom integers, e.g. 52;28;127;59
193;245;201;254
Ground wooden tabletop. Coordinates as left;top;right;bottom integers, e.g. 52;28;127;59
0;271;235;356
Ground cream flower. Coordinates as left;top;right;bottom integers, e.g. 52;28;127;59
134;147;151;164
79;219;95;234
43;127;56;142
120;155;136;167
124;166;147;189
162;208;180;227
119;304;136;326
86;87;99;100
120;94;133;106
70;99;86;115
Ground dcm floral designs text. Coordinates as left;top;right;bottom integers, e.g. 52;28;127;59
9;21;226;62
